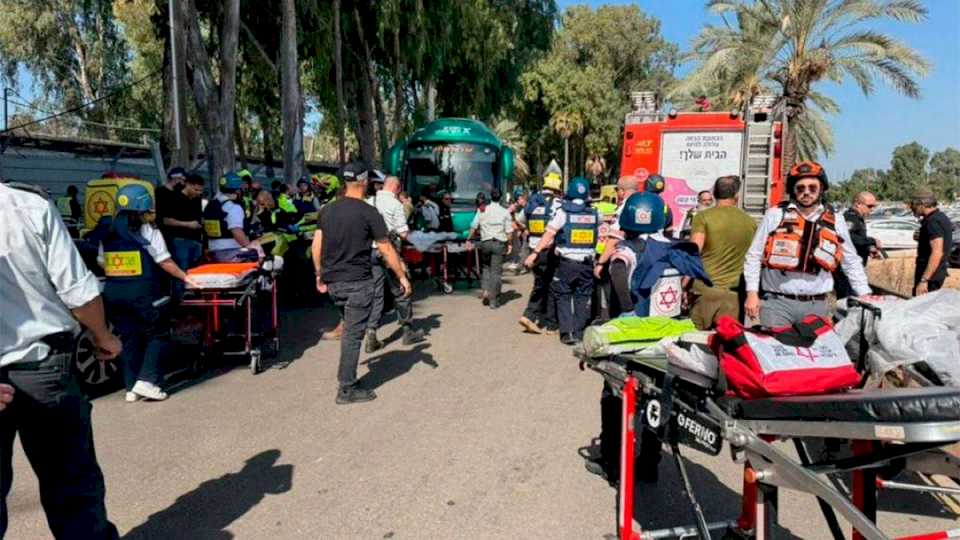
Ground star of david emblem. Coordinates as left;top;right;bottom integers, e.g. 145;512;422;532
795;347;817;363
658;286;679;310
110;255;125;268
89;193;113;216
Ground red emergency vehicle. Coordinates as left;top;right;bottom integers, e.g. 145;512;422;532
619;92;786;229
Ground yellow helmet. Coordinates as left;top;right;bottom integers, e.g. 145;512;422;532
543;172;562;191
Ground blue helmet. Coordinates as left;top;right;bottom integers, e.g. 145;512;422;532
618;192;665;234
645;174;666;194
115;184;154;213
220;171;244;191
566;177;591;200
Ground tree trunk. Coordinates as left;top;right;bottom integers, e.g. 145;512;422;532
392;28;403;140
353;74;378;165
425;76;436;122
352;6;388;159
234;108;248;171
781;111;798;179
563;136;569;189
281;0;305;183
333;0;346;165
183;0;238;186
218;0;240;170
161;0;190;168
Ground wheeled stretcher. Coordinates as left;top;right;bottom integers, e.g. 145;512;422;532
181;258;282;374
582;351;960;540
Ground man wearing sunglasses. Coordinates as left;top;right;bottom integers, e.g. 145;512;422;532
743;161;871;326
835;191;881;298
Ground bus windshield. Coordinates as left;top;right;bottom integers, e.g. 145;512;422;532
404;142;498;202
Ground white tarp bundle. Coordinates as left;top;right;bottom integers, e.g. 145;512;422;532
835;290;960;386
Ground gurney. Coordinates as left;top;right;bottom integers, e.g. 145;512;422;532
402;233;481;294
181;256;282;374
580;345;960;540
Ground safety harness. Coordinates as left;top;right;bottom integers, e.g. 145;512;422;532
763;202;844;273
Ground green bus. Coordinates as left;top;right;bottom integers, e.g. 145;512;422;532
384;118;515;234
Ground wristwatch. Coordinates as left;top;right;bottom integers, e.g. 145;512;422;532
919;277;929;283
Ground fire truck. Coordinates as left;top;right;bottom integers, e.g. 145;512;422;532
619;91;786;229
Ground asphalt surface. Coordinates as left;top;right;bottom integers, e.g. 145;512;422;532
6;273;959;539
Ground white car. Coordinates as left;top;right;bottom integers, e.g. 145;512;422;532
866;218;919;250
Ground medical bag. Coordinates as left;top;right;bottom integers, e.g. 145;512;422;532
711;315;860;399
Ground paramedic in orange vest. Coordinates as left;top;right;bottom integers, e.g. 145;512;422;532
743;161;871;327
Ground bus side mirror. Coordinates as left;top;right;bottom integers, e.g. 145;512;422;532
385;143;406;176
500;147;515;182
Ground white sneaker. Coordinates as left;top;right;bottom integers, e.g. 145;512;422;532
125;391;140;403
132;381;168;401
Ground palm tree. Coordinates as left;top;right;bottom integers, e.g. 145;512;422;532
675;0;929;168
491;118;530;180
550;111;583;188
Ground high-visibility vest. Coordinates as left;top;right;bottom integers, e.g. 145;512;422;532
763;203;844;273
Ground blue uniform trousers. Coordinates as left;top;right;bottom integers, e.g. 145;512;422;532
551;257;594;337
103;281;165;391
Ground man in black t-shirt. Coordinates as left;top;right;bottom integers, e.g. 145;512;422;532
311;162;412;404
156;166;187;242
163;174;205;299
909;188;953;296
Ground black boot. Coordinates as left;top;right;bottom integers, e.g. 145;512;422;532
402;327;425;345
336;384;377;405
364;331;383;353
560;333;577;346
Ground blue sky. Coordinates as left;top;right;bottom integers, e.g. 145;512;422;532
558;0;960;180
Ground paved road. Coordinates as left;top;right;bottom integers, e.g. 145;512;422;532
7;274;958;539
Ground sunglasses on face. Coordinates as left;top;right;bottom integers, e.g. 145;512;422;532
795;184;820;194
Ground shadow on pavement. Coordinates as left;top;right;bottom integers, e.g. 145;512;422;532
622;450;803;540
122;449;293;540
358;343;438;390
271;301;339;369
497;289;523;306
381;313;443;345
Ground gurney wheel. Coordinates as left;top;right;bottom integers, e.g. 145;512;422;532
250;350;263;374
721;526;754;540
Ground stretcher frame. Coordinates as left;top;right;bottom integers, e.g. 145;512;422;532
409;241;482;294
180;264;279;374
583;355;960;540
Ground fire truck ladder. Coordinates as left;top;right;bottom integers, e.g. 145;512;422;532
741;121;775;220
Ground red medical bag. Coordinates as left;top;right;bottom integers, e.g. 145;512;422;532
711;315;860;399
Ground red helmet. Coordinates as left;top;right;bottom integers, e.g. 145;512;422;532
786;161;829;195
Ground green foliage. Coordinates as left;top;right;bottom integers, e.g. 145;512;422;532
834;143;960;203
676;0;930;162
521;5;677;169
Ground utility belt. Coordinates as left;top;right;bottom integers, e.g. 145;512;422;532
0;331;74;374
762;290;828;302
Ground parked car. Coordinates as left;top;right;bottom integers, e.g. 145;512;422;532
866;218;919;250
950;221;960;268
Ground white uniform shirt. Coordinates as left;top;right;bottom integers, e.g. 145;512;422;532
470;202;513;242
546;200;596;261
97;223;172;266
372;191;410;237
607;200;628;240
744;203;871;296
208;194;245;251
0;183;102;366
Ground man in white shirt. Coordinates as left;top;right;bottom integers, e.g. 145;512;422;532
365;176;425;352
0;181;122;539
744;161;871;327
204;172;253;262
467;190;513;309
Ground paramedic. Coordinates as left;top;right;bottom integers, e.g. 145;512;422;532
100;185;195;402
467;190;513;309
204;172;254;262
909;187;953;296
312;163;412;405
517;171;563;334
641;174;675;238
593;172;646;318
744;161;871;327
1;181;122;539
584;192;676;486
365;176;426;353
689;175;756;329
523;177;598;345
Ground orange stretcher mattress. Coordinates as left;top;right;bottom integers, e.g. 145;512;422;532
186;262;259;289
